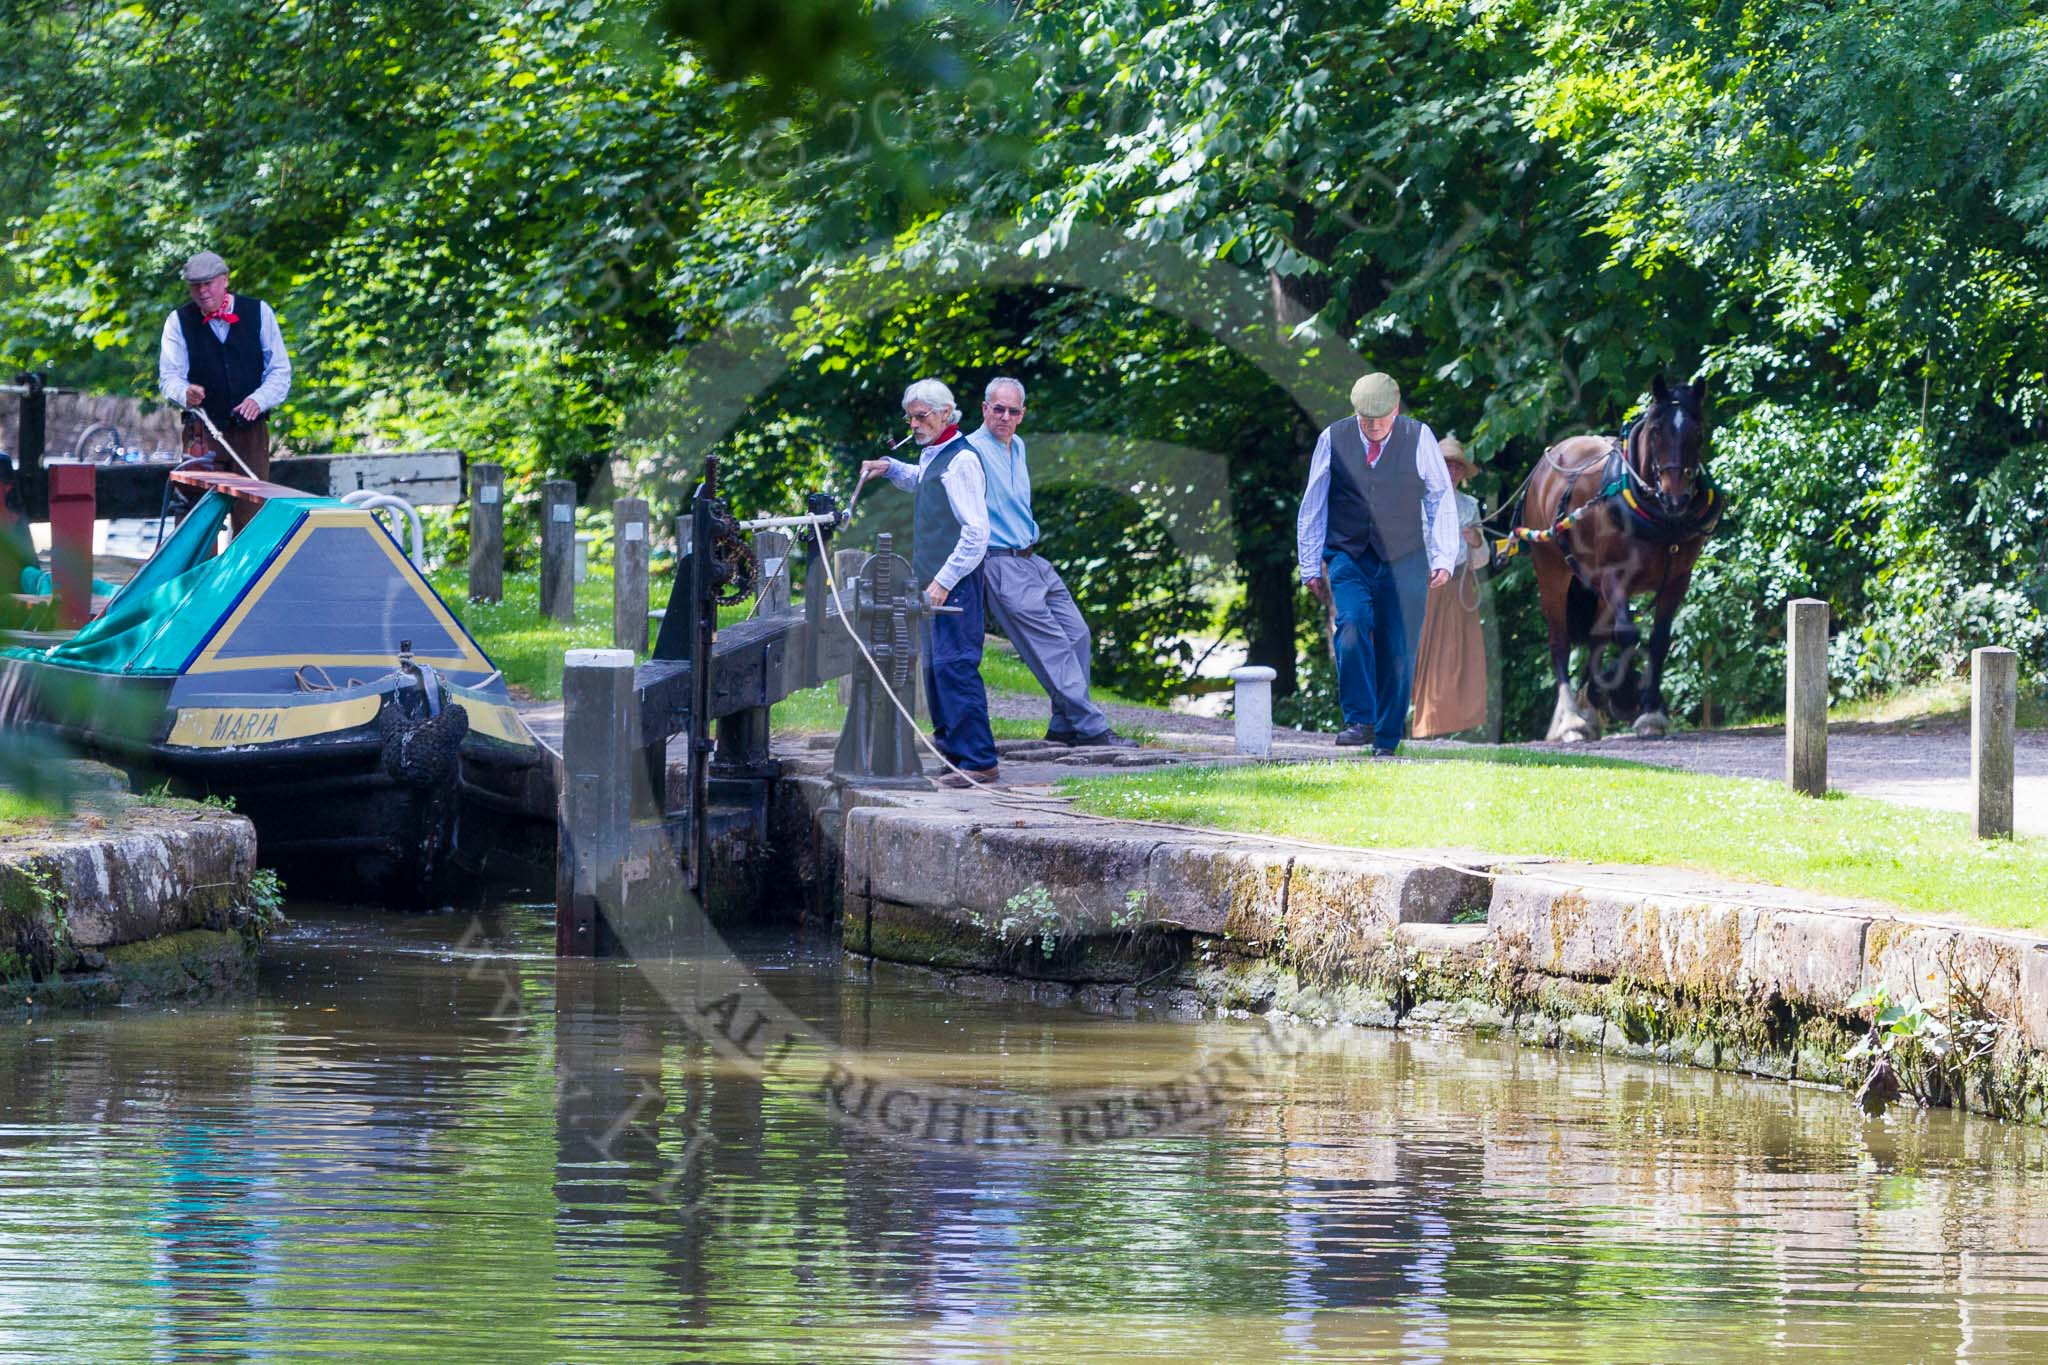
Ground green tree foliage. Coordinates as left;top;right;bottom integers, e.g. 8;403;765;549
4;0;2045;726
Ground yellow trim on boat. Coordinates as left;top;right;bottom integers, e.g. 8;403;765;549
166;694;381;749
186;508;493;677
454;696;536;748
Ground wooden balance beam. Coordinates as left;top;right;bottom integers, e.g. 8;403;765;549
168;468;315;503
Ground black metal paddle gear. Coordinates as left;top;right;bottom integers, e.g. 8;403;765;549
707;506;757;606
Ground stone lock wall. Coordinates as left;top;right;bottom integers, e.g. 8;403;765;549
1;799;266;1009
789;774;2048;1124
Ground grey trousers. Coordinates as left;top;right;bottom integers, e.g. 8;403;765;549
981;552;1111;738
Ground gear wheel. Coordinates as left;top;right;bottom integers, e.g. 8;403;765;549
891;610;912;691
706;505;757;606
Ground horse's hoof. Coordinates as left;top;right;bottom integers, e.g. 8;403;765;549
1633;711;1669;738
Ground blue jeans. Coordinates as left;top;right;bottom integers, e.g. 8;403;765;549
1326;547;1430;748
922;567;999;772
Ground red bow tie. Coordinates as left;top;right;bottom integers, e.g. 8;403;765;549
203;306;239;326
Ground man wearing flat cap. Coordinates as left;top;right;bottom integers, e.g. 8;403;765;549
157;249;292;531
1296;372;1458;754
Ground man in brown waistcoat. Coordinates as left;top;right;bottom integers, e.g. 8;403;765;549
157;250;293;531
1297;372;1459;755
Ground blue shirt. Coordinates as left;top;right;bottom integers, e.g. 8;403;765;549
966;425;1040;551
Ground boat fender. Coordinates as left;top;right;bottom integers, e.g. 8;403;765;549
379;700;469;788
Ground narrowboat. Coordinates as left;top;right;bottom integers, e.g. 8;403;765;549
0;473;549;905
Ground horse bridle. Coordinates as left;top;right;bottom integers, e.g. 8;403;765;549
1625;410;1699;510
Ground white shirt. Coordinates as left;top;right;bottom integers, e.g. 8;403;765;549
158;295;293;414
881;435;990;592
1296;416;1460;581
1452;489;1482;569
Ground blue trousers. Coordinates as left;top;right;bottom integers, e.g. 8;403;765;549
922;566;1000;772
1326;547;1430;748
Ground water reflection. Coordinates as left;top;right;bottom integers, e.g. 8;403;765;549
4;904;2048;1361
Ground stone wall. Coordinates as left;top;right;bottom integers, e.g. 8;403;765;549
2;391;184;464
787;771;2048;1124
1;792;269;1009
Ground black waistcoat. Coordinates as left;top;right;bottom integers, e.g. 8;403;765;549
1325;413;1425;563
175;296;267;429
911;436;973;587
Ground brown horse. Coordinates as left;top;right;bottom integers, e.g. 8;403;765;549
1514;375;1721;741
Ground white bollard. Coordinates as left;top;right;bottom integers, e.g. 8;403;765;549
1231;665;1277;758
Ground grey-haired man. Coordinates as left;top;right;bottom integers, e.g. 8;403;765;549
1297;372;1458;755
859;379;1001;785
967;378;1136;748
157;249;292;531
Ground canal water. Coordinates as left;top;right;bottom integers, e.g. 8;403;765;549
6;905;2048;1363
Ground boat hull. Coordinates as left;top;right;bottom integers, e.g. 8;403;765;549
0;657;549;906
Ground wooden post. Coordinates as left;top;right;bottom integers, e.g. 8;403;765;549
613;497;650;653
1785;597;1829;797
834;548;864;706
755;529;792;613
540;479;576;624
1973;646;2017;839
467;463;504;603
557;648;636;956
48;463;96;629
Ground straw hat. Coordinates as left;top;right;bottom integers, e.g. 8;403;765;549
1440;436;1478;480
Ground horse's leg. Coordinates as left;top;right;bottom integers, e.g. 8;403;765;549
1586;560;1641;717
1535;554;1597;742
1634;544;1702;737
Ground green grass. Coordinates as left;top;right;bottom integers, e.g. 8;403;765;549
1827;677;2048;729
428;567;675;700
1720;677;2047;732
1061;753;2048;931
978;648;1054;698
0;788;59;837
770;684;1086;741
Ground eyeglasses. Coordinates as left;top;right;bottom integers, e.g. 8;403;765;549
904;409;938;422
988;403;1025;417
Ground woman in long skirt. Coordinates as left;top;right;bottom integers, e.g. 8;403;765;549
1411;438;1488;738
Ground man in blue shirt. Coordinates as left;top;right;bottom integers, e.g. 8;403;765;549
967;378;1136;749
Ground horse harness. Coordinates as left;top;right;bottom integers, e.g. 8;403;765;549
1493;422;1723;589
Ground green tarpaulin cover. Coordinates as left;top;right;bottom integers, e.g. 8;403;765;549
1;492;317;675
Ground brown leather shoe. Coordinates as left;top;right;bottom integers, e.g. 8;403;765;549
937;766;1000;789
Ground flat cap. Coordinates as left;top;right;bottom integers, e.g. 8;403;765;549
1350;372;1401;419
182;250;229;283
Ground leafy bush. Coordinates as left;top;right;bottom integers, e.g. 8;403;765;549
1653;401;2046;722
1658;401;1889;723
1029;482;1206;703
